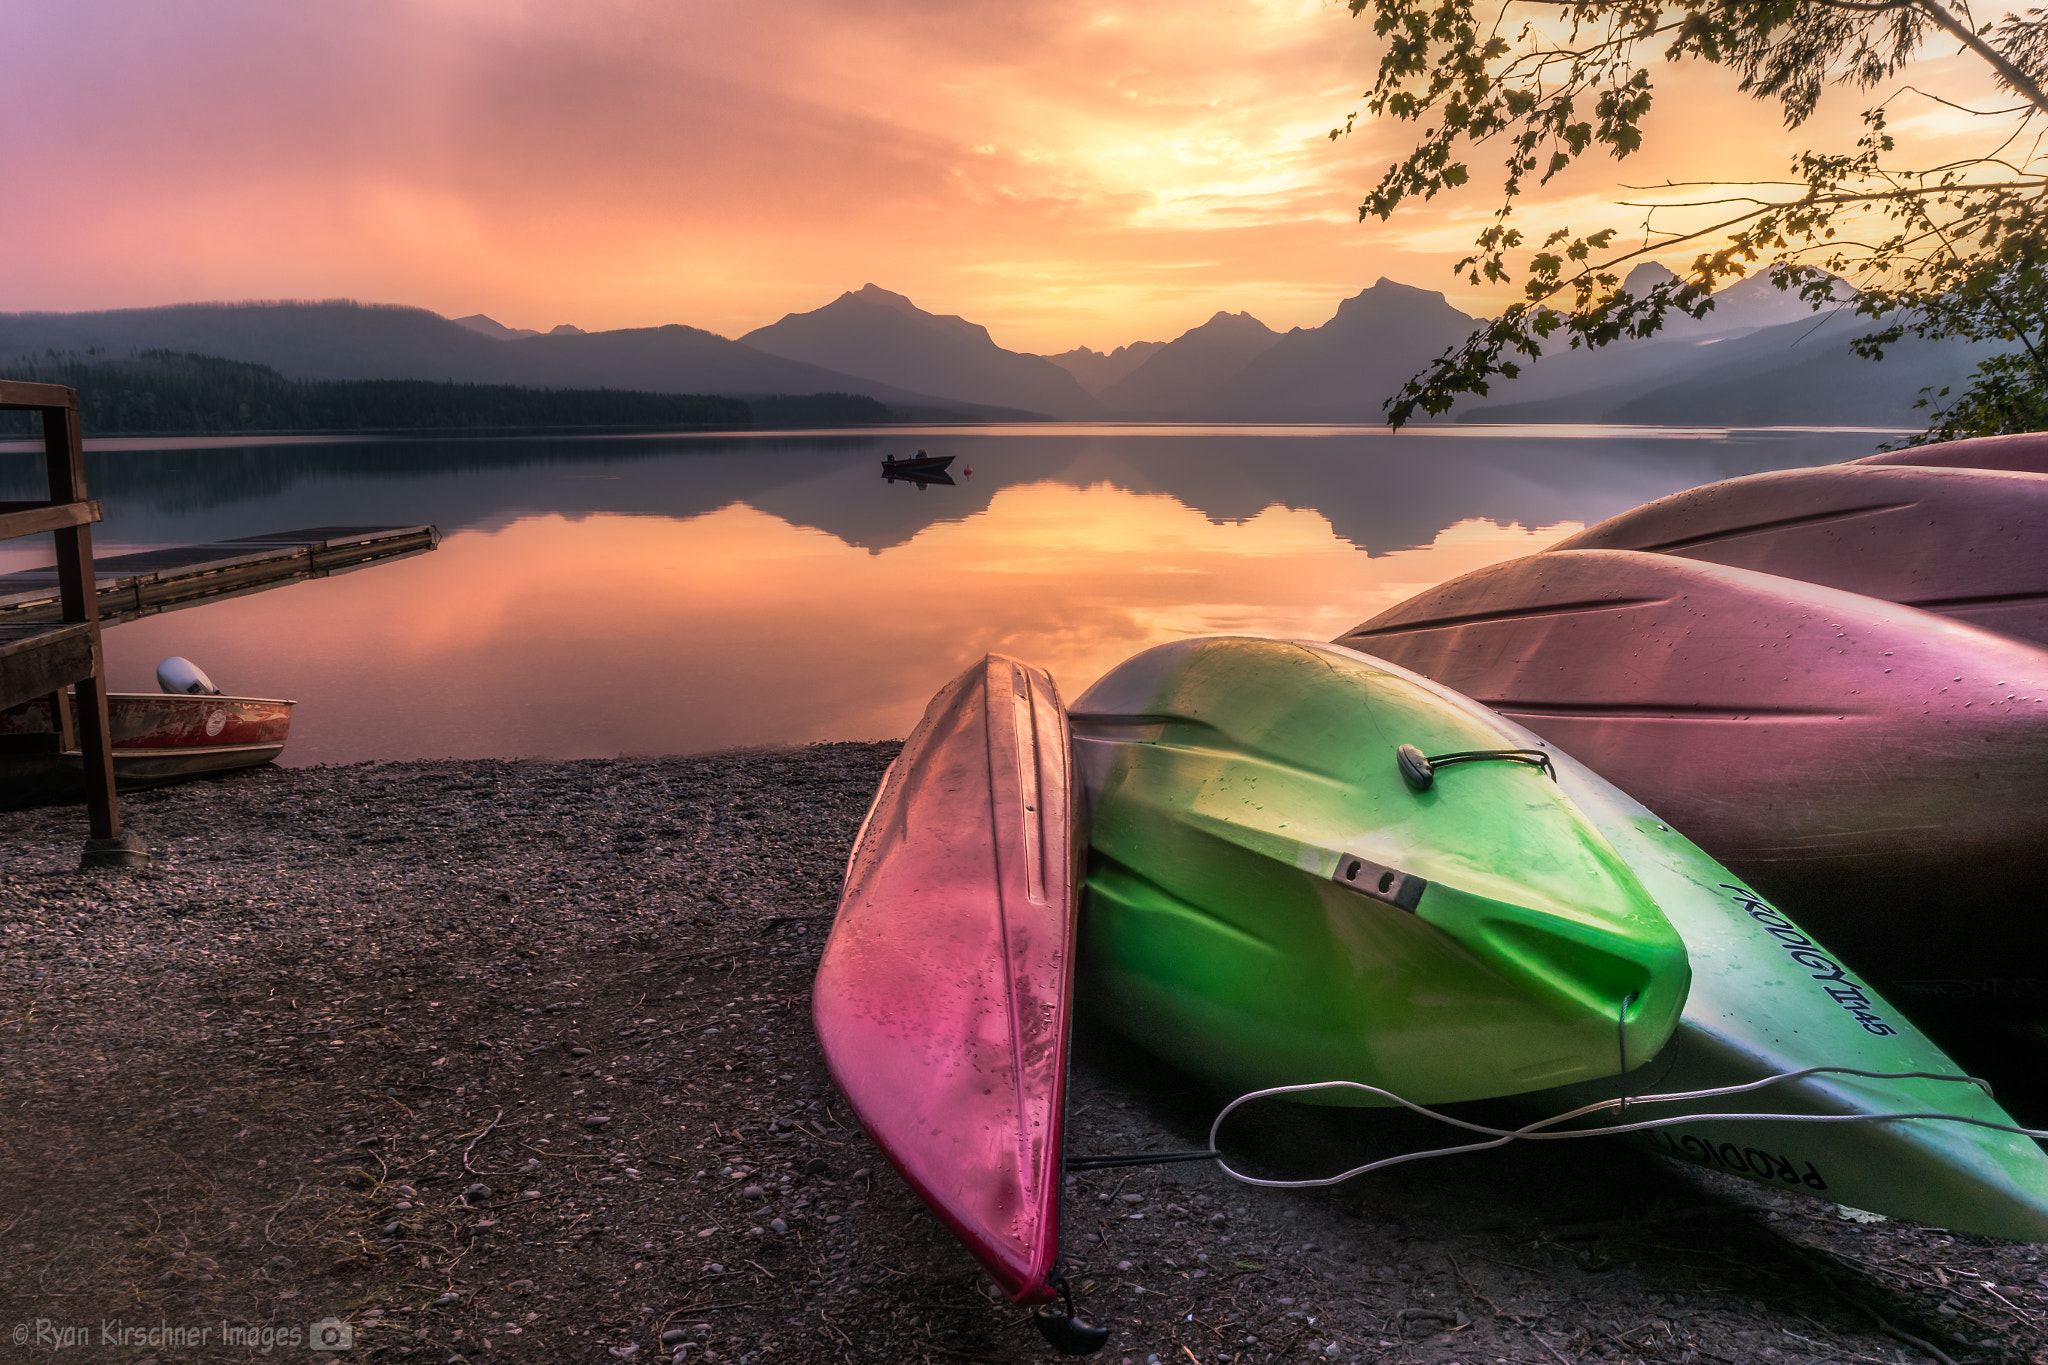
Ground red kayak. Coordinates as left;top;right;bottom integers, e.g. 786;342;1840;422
1853;431;2048;474
1552;464;2048;646
814;655;1081;1310
1337;550;2048;1011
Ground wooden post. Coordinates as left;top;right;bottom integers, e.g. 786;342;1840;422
40;397;142;866
47;687;76;751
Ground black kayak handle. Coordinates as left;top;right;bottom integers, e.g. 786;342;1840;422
1398;744;1554;792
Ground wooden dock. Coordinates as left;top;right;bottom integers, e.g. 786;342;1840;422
0;525;439;626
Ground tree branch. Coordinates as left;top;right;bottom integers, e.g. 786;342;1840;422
1914;0;2048;116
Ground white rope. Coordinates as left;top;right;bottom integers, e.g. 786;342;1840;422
1203;1067;2047;1190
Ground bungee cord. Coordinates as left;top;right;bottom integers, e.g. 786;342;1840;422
1203;1067;2040;1190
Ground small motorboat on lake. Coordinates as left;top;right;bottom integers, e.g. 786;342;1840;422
880;449;954;476
0;656;294;806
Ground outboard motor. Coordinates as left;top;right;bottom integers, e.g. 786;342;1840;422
156;656;220;696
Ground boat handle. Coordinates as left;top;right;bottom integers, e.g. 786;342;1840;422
1398;743;1555;792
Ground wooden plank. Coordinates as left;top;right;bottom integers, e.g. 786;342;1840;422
0;524;437;624
0;500;101;539
0;381;77;411
0;622;93;712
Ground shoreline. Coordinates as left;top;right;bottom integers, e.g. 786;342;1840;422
4;751;2043;1364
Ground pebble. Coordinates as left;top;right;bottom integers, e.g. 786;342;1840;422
433;1292;460;1306
585;1115;613;1128
742;1184;765;1199
609;1346;640;1360
464;1183;493;1202
661;1329;689;1346
570;1046;593;1057
769;1218;787;1235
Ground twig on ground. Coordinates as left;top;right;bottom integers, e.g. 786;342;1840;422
263;1180;307;1247
1851;1300;1958;1365
461;1109;504;1175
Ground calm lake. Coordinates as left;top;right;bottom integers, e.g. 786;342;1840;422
0;424;1895;764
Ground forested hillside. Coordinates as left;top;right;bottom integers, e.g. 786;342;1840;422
0;350;896;435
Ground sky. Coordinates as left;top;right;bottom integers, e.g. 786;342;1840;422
0;1;2022;354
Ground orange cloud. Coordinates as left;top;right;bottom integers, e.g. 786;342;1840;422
0;1;2021;354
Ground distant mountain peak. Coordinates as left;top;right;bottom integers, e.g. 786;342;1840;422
1096;308;1281;413
548;324;587;336
1621;261;1681;295
741;285;1095;416
452;313;541;341
1199;310;1276;332
846;283;922;315
1329;278;1468;325
1042;339;1165;395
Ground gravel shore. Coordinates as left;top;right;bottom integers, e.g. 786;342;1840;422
4;751;2046;1365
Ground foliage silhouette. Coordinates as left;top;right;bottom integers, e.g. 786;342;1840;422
1339;1;2048;442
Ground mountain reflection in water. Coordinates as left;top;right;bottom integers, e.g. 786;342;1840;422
0;425;1886;762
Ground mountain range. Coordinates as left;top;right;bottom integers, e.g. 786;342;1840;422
0;267;1997;429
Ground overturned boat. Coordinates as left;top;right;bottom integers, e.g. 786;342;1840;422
1552;463;2048;646
1525;749;2048;1241
1068;635;1692;1105
1853;431;2048;474
813;655;1100;1348
1336;550;2048;1011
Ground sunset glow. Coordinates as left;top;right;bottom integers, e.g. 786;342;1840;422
95;483;1582;761
1;1;2016;353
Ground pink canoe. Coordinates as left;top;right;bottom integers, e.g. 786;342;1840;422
0;692;294;806
813;655;1080;1307
1337;550;2048;1008
1853;431;2048;474
1552;464;2048;646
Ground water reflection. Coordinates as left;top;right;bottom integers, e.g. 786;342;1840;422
0;425;1884;761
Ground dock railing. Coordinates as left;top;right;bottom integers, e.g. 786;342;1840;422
0;381;146;868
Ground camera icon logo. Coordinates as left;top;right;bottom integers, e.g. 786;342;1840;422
308;1317;354;1352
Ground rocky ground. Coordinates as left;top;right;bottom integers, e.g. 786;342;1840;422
3;750;2047;1365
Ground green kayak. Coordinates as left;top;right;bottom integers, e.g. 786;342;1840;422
1069;636;1692;1106
1530;749;2048;1240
